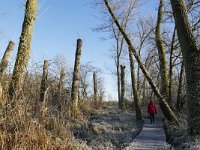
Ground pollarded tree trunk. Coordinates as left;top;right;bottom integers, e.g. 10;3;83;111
9;0;37;100
129;47;143;121
170;0;200;135
120;65;126;111
176;61;184;111
93;72;98;109
71;39;82;116
0;41;15;102
58;65;65;97
40;60;48;102
155;0;169;104
104;0;179;125
0;41;15;80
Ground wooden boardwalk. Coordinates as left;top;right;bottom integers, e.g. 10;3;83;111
124;118;169;150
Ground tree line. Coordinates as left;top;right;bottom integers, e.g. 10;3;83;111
0;0;200;144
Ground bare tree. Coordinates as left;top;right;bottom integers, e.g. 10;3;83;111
134;17;155;97
9;0;37;99
97;76;105;108
94;0;139;108
155;0;169;104
80;62;95;100
103;0;179;125
170;0;200;135
93;72;98;108
40;60;48;102
71;39;82;116
120;65;126;111
129;46;142;121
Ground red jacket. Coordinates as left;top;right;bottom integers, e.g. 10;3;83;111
148;101;157;113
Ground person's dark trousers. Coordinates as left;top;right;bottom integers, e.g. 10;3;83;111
150;113;155;123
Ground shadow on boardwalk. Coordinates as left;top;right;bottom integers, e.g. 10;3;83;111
124;118;170;150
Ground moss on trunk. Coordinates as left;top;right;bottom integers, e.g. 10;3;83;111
71;39;82;116
129;47;143;121
104;0;179;125
155;0;169;104
0;41;15;80
170;0;200;135
0;41;15;102
9;0;37;99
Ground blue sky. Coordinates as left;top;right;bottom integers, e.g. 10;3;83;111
0;0;158;100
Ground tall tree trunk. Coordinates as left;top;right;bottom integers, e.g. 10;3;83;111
93;72;98;109
58;65;65;97
169;28;176;107
120;65;126;111
142;51;153;105
9;0;37;99
129;47;143;121
142;77;147;105
0;41;15;102
176;61;184;111
117;63;121;108
155;0;169;104
71;39;82;116
137;64;140;94
0;41;15;79
104;0;179;125
40;60;48;102
170;0;200;135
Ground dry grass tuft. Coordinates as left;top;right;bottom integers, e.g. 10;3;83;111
0;96;89;150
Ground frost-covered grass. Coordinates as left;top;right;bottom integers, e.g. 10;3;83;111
0;96;89;150
73;103;143;150
164;113;200;150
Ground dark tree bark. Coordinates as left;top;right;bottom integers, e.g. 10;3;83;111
40;60;48;102
120;65;126;111
9;0;37;99
104;0;179;125
169;28;176;107
93;72;98;109
117;61;121;109
170;0;200;135
129;47;143;121
176;61;184;111
155;0;170;104
111;24;123;109
71;39;82;116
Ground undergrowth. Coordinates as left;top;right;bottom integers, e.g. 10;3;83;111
0;95;92;150
164;113;200;150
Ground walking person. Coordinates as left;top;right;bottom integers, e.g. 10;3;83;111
148;100;157;124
